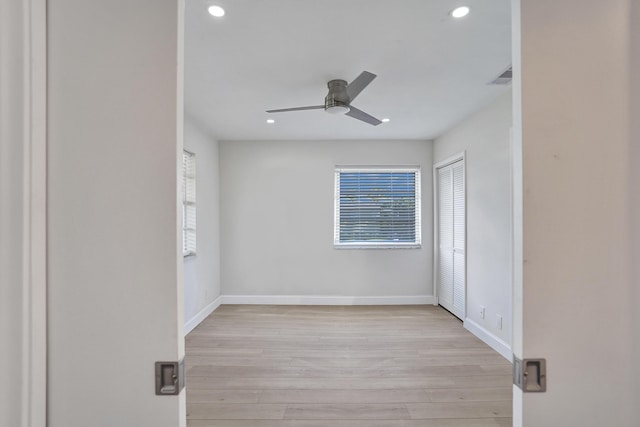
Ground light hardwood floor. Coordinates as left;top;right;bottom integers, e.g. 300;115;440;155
185;305;513;427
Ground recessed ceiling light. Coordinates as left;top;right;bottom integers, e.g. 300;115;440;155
451;6;470;18
208;5;225;17
381;118;391;123
266;119;275;124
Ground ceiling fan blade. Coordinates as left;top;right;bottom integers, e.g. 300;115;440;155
346;71;377;101
266;105;325;113
345;106;382;126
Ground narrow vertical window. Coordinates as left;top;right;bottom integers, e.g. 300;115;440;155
182;150;196;256
334;167;421;248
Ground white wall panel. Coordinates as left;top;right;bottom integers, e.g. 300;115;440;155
518;0;637;424
47;0;185;425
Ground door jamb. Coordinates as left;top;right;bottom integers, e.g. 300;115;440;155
23;0;47;425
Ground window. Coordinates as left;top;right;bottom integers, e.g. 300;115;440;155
334;167;421;248
182;150;196;256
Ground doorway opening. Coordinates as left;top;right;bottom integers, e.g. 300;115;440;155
181;2;510;426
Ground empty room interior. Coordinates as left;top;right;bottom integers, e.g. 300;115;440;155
182;0;514;425
8;0;640;425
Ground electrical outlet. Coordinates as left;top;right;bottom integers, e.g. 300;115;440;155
497;314;503;330
480;306;485;319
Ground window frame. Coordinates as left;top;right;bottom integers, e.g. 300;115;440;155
333;166;422;249
182;150;196;257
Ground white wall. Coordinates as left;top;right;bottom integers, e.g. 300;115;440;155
47;0;185;426
433;91;513;354
183;118;221;329
219;140;433;298
517;0;637;424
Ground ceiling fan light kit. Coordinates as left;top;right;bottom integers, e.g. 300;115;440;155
266;71;382;125
326;104;350;114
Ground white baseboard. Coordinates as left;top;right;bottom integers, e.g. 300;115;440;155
463;318;512;361
221;295;435;306
184;295;223;335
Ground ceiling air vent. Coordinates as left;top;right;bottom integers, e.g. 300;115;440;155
489;67;512;85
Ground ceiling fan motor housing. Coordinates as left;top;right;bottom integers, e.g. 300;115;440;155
325;79;351;114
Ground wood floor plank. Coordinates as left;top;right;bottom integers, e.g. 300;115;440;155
187;364;503;378
186;348;264;357
187;403;287;420
261;349;426;358
186;305;513;425
428;387;513;402
186;375;458;390
186;389;262;404
259;388;432;404
283;403;411;420
406;401;512;419
391;355;509;366
449;375;512;388
188;418;512;427
186;357;293;368
288;357;395;368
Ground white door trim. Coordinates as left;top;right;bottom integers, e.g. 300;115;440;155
0;0;47;425
434;152;467;170
26;1;47;425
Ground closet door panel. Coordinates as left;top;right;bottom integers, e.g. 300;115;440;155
452;161;466;318
436;159;465;320
437;167;454;311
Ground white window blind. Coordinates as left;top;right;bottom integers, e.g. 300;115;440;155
334;167;421;248
182;150;196;256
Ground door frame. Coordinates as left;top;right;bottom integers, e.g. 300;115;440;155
432;151;466;319
0;0;47;425
9;0;532;425
22;0;47;424
29;1;48;424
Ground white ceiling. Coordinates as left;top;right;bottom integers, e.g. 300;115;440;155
184;0;511;141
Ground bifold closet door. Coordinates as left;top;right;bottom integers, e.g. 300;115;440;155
437;159;465;319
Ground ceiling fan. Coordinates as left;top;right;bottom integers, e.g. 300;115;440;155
266;71;382;126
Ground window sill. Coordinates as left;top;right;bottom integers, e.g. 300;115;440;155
334;243;421;250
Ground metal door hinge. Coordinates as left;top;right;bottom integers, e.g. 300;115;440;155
514;356;546;392
155;359;185;395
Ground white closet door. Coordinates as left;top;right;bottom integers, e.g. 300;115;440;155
451;161;466;318
436;159;465;320
437;167;454;311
